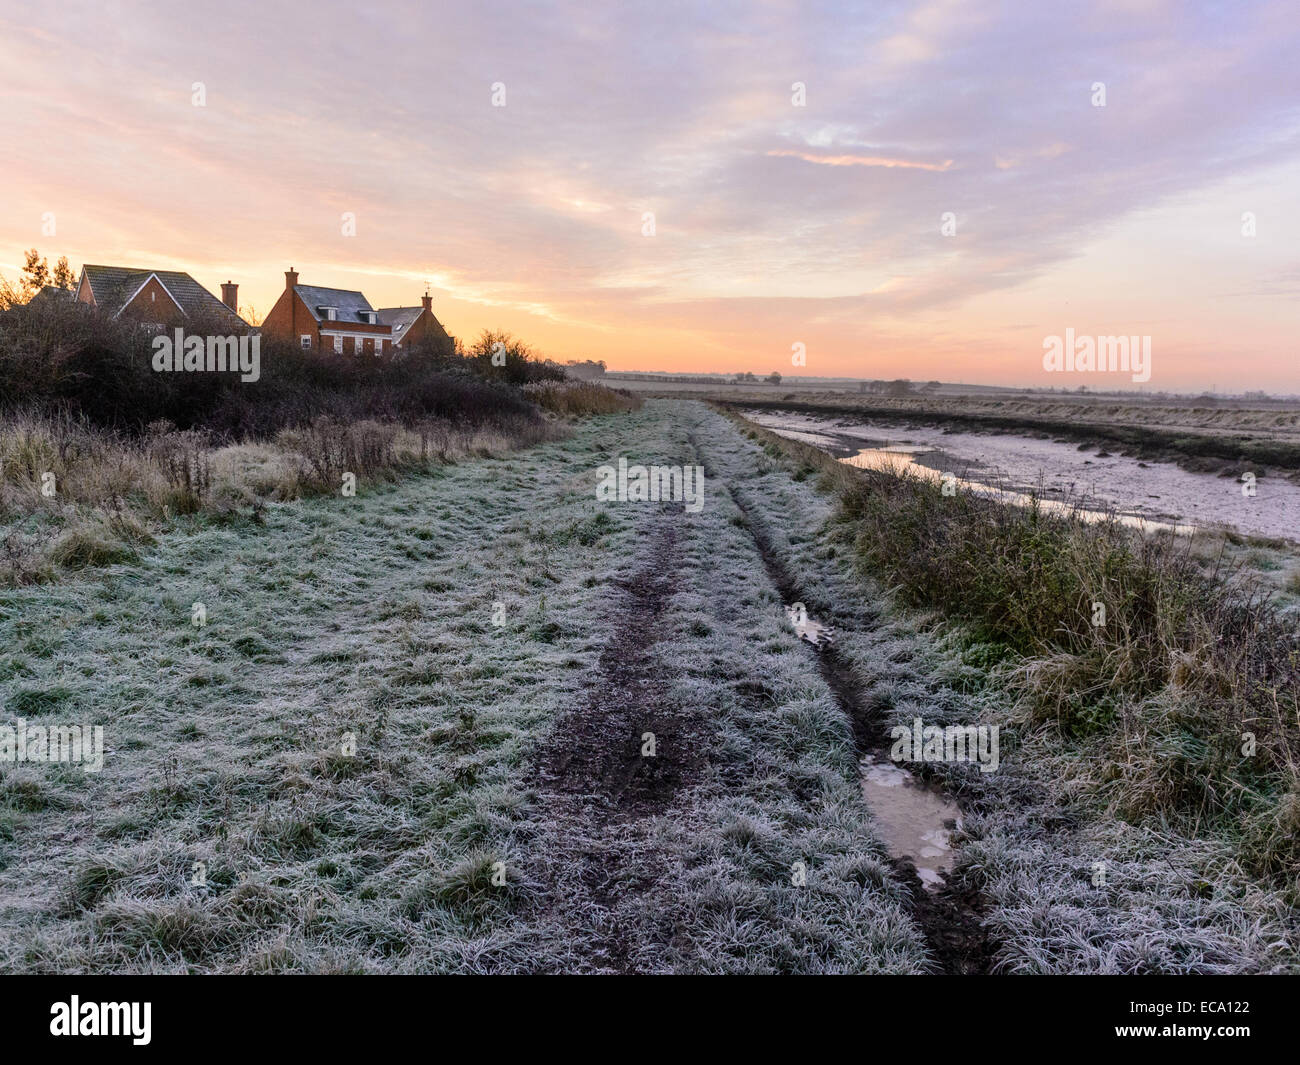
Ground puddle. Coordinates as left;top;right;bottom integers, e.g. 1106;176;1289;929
784;597;963;890
859;753;963;891
784;602;834;647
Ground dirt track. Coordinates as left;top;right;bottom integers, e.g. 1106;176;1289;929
531;512;717;972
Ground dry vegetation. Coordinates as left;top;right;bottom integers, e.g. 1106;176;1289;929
0;410;561;585
523;379;642;416
0;295;638;583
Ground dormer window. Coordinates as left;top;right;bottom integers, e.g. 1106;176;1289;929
318;306;337;321
360;310;376;324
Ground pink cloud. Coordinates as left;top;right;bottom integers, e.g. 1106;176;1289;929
766;149;954;171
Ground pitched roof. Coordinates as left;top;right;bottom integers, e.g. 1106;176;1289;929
80;265;247;326
29;285;75;305
376;305;454;345
294;285;381;325
374;306;424;342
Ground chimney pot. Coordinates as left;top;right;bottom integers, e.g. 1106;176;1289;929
221;281;238;312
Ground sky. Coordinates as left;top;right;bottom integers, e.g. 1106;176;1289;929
1;0;1298;391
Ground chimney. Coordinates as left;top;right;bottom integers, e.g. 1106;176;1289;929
421;293;432;312
221;281;238;312
285;267;299;290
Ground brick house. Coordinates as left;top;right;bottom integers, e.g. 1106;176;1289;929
260;270;456;355
260;269;395;355
76;264;249;329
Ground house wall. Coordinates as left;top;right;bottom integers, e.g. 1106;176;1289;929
319;329;392;356
255;288;395;354
398;310;455;354
261;289;320;349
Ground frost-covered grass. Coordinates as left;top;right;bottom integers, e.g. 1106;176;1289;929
0;420;623;971
0;410;557;586
4;399;1294;973
0;402;935;973
533;407;929;973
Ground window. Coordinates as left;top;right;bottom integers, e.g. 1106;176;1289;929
299;335;311;350
334;335;343;354
374;338;383;355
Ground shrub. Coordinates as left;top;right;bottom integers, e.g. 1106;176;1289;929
463;329;566;386
49;520;138;569
276;417;399;490
0;298;546;441
147;424;211;514
523;379;642;416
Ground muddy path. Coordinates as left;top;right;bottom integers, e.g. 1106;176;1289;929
529;425;994;973
530;511;716;972
536;516;711;812
688;428;995;974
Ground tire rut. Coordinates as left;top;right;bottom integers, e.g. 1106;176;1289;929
530;509;716;972
688;425;996;975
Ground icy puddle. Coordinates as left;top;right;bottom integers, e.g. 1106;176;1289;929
859;753;963;891
784;602;834;647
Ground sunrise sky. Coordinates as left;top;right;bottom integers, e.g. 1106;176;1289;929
2;0;1297;390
